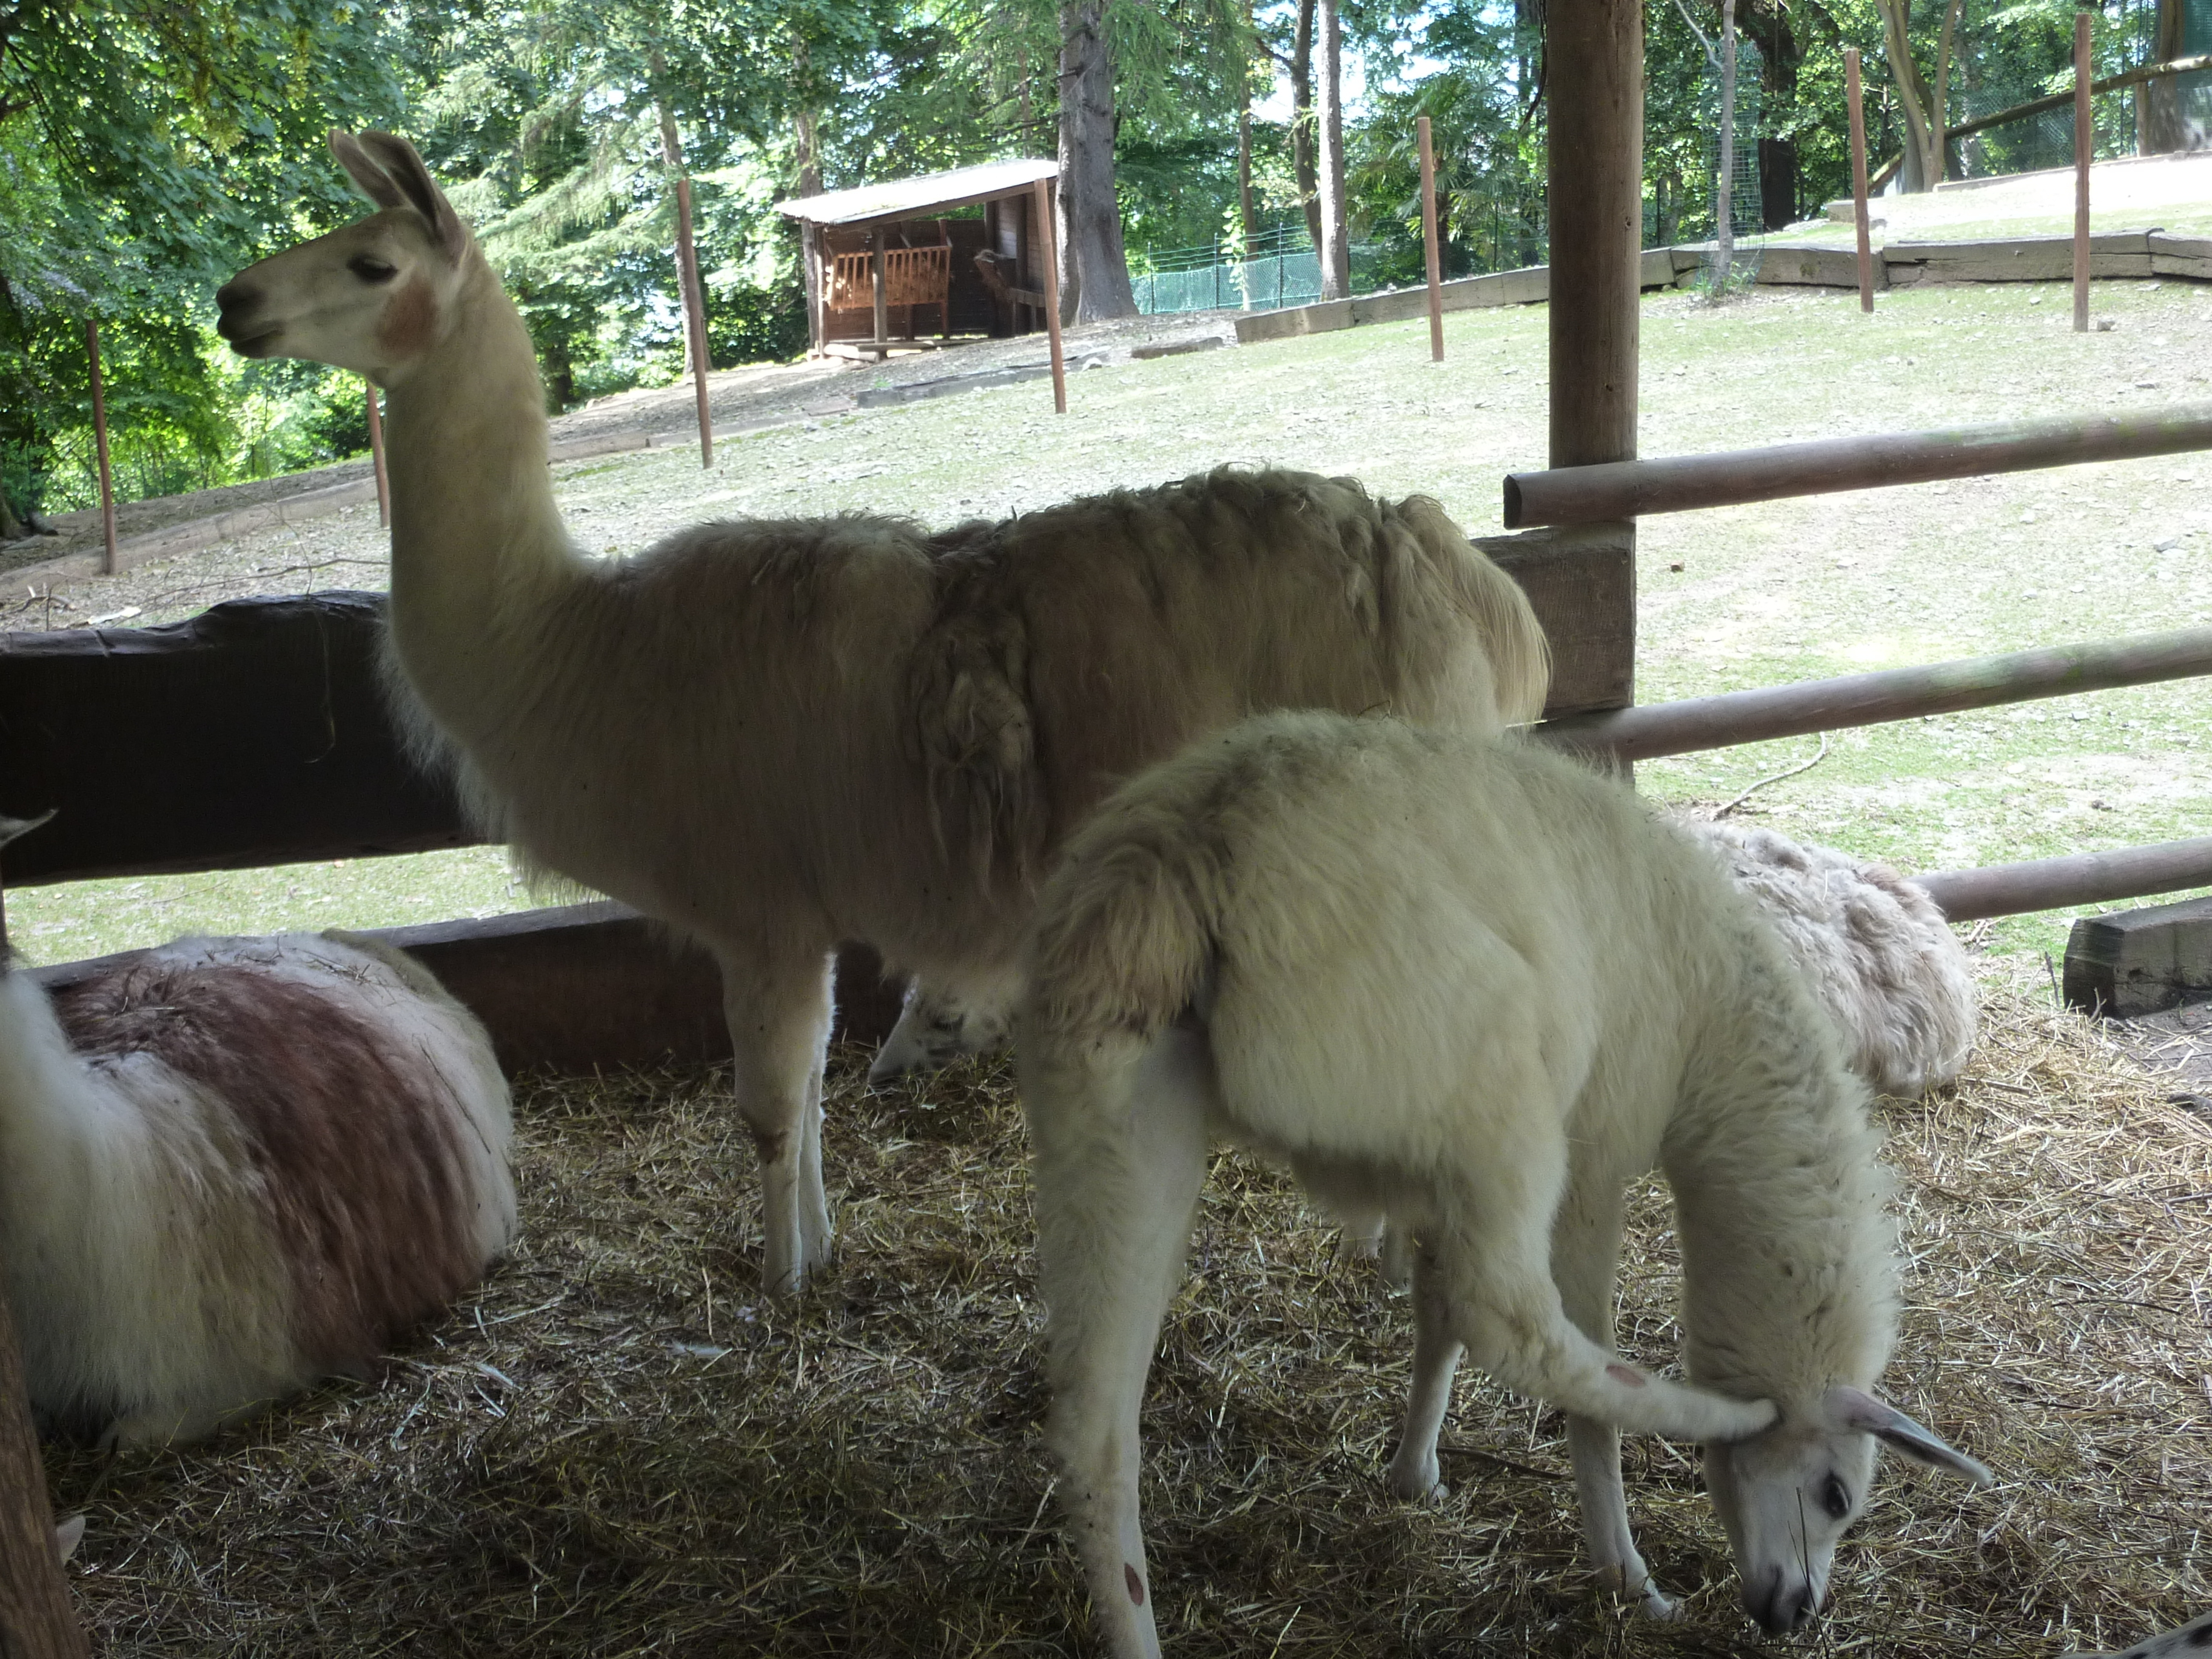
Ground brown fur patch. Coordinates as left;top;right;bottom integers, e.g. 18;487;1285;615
1124;1564;1145;1606
377;276;437;359
55;962;486;1374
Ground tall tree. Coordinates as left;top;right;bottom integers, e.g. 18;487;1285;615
1315;0;1349;297
1872;0;1966;190
1289;0;1322;253
1057;0;1136;318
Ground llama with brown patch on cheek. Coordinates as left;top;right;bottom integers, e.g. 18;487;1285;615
0;924;514;1446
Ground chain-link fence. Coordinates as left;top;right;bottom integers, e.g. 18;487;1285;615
1130;224;1403;316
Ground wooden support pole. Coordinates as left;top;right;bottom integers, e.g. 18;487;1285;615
0;1269;90;1659
1845;48;1876;315
364;381;390;528
1919;836;2212;924
674;176;714;466
2074;11;2094;334
1546;0;1642;472
1034;176;1068;414
1536;624;2212;763
1418;115;1444;362
1503;403;2212;528
870;228;889;356
85;320;116;577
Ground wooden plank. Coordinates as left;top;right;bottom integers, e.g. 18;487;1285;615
28;909;909;1074
2063;894;2212;1017
0;1270;89;1658
2150;232;2212;280
1476;525;1635;717
1884;233;2154;284
0;594;475;887
1547;0;1642;474
1757;243;1887;289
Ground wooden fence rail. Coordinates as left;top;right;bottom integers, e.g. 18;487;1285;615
1503;404;2212;529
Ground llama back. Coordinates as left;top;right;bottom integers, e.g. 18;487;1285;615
918;468;1550;885
1;931;514;1443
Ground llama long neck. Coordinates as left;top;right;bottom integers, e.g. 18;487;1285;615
1661;930;1901;1406
379;250;583;748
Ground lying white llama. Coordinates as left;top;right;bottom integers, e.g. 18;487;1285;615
1681;817;1976;1096
215;132;1549;1295
1018;712;1989;1657
874;815;1982;1091
0;923;514;1445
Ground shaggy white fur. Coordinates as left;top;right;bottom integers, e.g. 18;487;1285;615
215;132;1549;1295
0;930;513;1446
1018;713;1989;1657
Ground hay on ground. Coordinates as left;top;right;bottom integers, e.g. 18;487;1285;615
42;990;2212;1656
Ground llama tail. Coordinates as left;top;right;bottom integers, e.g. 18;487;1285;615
1392;494;1552;728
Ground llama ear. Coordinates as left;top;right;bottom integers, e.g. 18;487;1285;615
354;130;468;261
329;130;407;210
1826;1386;1993;1486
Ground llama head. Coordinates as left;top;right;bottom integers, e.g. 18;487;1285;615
1703;1384;1991;1634
215;132;472;384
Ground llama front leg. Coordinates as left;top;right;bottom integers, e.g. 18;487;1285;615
1031;1027;1213;1659
720;948;837;1296
1385;1238;1463;1504
1552;1180;1677;1618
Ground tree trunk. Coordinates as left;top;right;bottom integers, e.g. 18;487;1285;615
1711;0;1737;302
1741;4;1803;228
793;42;825;355
1057;0;1137;321
1290;0;1321;256
1238;1;1258;248
0;490;25;541
1316;0;1350;299
1872;0;1960;190
2140;0;2189;152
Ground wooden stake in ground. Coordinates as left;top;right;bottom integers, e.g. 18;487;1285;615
1417;115;1444;363
85;320;116;577
1033;176;1068;415
654;89;715;468
1710;0;1738;304
364;381;390;528
0;1264;90;1659
2074;10;2093;335
1846;48;1875;315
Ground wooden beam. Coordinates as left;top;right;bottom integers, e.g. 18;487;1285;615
1476;525;1635;717
1846;48;1875;315
2074;12;2093;334
1503;404;2212;529
0;592;476;887
1417;115;1444;363
29;909;909;1074
0;1270;89;1658
1546;0;1641;472
1537;625;2212;762
1918;837;2212;924
1034;177;1067;414
2063;894;2212;1016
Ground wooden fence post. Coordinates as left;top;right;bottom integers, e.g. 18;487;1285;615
0;1270;90;1659
1034;176;1068;414
1418;115;1444;362
364;381;390;528
2074;10;2093;334
1845;49;1875;315
85;320;116;577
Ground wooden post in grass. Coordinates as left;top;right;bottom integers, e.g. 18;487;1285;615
0;1269;89;1659
364;381;390;528
85;320;116;576
1845;49;1875;315
653;85;715;467
2074;11;2093;334
1034;176;1068;414
1418;115;1445;362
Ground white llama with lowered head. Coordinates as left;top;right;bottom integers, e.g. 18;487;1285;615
1017;713;1990;1657
876;814;1984;1090
214;132;1549;1295
0;911;513;1446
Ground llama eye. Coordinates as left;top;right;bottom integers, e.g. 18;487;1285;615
347;254;399;283
1820;1474;1852;1520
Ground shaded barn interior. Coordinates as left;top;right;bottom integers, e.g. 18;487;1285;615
779;159;1060;357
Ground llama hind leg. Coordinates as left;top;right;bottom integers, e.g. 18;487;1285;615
1385;1238;1463;1505
720;948;837;1296
1551;1182;1677;1618
1031;1027;1213;1659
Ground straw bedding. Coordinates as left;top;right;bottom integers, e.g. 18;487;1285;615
42;990;2211;1656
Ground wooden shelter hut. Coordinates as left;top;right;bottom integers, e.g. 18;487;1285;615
777;159;1060;358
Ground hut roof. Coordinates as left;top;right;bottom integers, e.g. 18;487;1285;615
776;159;1058;230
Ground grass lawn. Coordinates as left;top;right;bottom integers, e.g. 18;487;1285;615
11;275;2211;980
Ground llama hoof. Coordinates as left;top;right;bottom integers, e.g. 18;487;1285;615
1385;1453;1446;1505
1638;1587;1681;1622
